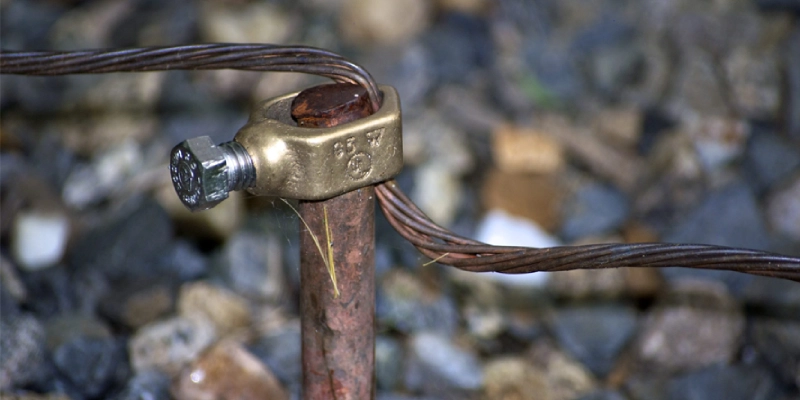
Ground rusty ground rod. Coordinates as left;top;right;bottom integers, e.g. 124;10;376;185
292;83;376;400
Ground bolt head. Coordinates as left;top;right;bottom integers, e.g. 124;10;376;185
169;136;229;212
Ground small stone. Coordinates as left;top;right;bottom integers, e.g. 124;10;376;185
560;182;629;241
62;139;144;209
11;210;70;271
484;357;548;400
668;365;779;400
724;47;782;119
0;313;47;390
666;182;773;258
248;323;302;387
44;313;112;351
177;281;251;337
634;281;745;373
593;107;642;148
471;209;561;287
129;316;216;376
53;336;129;398
528;340;597;400
173;340;288;400
216;231;284;301
492;125;565;174
69;198;173;282
766;173;800;242
743;127;800;193
376;335;405;391
621;268;664;299
199;3;296;44
547;269;627;300
100;280;174;329
1;255;28;304
666;50;730;118
110;369;171;400
340;0;432;46
481;169;564;232
412;161;463;227
65;73;163;112
684;115;750;172
788;27;800;142
406;332;484;392
377;270;459;335
751;319;800;387
550;305;638;378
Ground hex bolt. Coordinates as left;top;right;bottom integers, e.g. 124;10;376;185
169;136;256;212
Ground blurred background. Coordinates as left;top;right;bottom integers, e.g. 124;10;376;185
1;0;799;399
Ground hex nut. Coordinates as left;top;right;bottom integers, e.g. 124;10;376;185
170;136;230;212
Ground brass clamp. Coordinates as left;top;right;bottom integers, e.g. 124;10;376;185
169;85;403;211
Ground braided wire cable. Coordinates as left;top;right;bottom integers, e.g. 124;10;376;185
3;44;799;282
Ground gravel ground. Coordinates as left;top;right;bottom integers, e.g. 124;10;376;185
2;1;800;399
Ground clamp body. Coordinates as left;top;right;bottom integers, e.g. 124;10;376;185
169;85;402;211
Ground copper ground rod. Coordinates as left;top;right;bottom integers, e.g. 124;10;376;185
292;83;376;400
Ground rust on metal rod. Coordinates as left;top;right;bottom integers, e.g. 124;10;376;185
292;83;376;400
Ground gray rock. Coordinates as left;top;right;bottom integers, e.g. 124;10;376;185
786;26;800;142
53;336;130;398
110;369;171;400
157;239;209;282
668;365;779;400
406;332;484;393
664;182;774;290
743;127;800;193
69;198;173;282
0;313;47;390
248;324;302;386
635;282;744;373
423;12;493;85
550;305;638;378
216;231;283;301
44;313;112;351
751;319;800;387
377;270;459;335
128;316;217;376
19;266;77;318
561;183;629;241
376;335;404;391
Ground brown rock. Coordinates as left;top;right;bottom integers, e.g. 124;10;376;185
592;107;642;148
493;125;565;174
484;357;548;400
547;269;626;300
173;340;288;400
482;168;564;232
100;281;174;329
528;340;597;400
178;282;251;337
340;0;432;46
